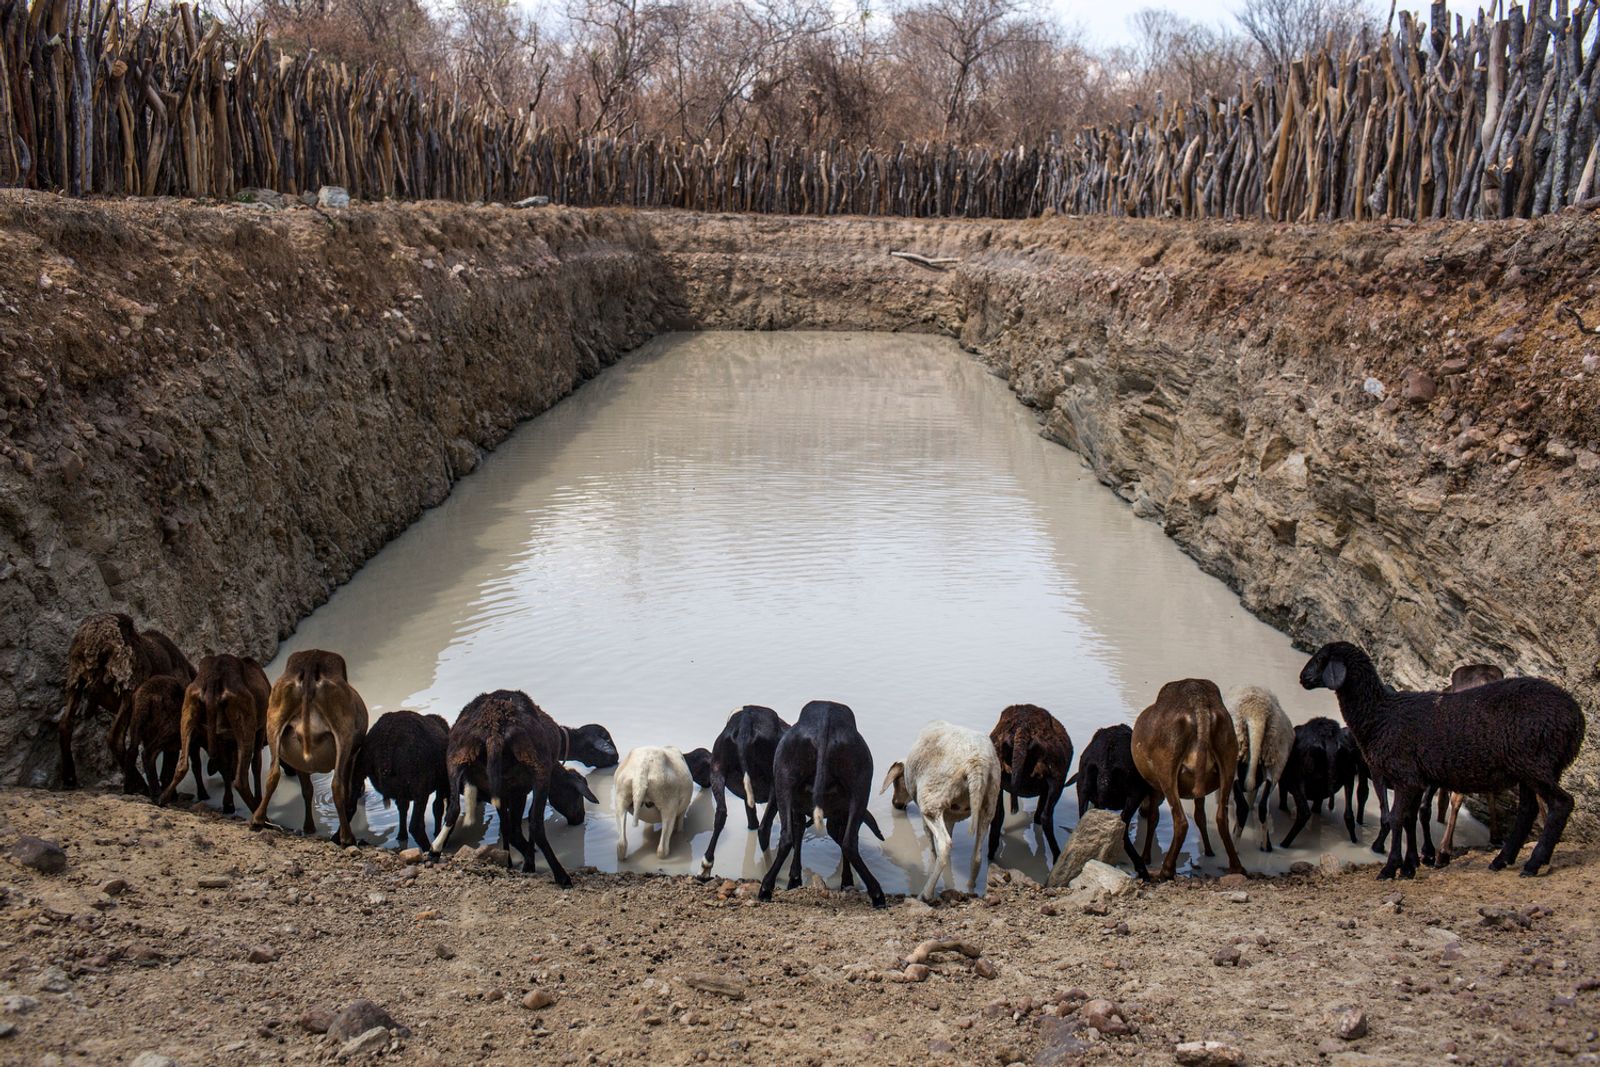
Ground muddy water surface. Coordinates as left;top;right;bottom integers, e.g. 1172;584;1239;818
242;331;1471;891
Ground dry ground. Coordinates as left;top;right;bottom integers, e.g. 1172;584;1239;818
0;788;1597;1066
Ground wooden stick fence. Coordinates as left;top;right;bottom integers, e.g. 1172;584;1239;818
1;0;1596;220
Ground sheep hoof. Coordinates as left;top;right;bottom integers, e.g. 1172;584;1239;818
1488;856;1509;871
871;896;888;910
757;888;773;902
553;873;573;888
1435;852;1452;868
1518;865;1543;878
1376;866;1398;881
786;877;802;891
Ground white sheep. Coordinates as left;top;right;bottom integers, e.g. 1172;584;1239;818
1228;686;1294;851
881;721;1002;901
614;745;695;860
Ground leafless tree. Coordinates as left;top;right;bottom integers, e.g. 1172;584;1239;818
889;0;1038;138
1234;0;1375;70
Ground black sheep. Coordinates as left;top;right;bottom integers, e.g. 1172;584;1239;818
1276;717;1365;847
357;710;451;849
1300;642;1585;879
758;700;885;908
1065;724;1157;874
699;705;790;874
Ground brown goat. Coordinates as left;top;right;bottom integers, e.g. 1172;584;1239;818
249;650;369;845
160;655;271;815
986;704;1074;862
125;676;189;801
1131;679;1244;881
59;612;194;791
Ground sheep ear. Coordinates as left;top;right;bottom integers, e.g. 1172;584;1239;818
879;763;903;795
1322;660;1347;689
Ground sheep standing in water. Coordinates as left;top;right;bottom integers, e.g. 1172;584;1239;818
1131;679;1244;881
986;704;1073;862
1300;642;1584;879
356;710;451;849
1227;686;1293;852
881;721;1001;901
1068;723;1158;873
614;746;696;860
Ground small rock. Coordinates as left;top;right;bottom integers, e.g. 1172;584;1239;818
682;974;747;1000
101;878;129;897
3;995;40;1015
1034;1016;1092;1066
398;848;424;864
196;876;231;889
1213;945;1241;967
1173;1040;1244;1066
10;837;66;874
35;967;70;993
1288;861;1314;875
1362;376;1386;399
1080;998;1130;1036
512;195;551;208
1330;1005;1369;1040
1068;860;1136;898
974;958;998;980
130;1055;179;1067
1216;873;1248;889
1576;448;1600;472
1225;891;1249;904
1318;853;1344;877
904;964;930;982
317;185;351;209
928;1037;954;1055
522;989;556;1010
0;1022;14;1038
1439;356;1471;375
338;1027;390;1057
435;943;456;960
1400;368;1436;404
247;945;278;964
1547;440;1576;464
297;1007;335;1034
237;187;286;208
327;999;408;1041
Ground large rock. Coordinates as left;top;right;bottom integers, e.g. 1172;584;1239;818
326;1000;408;1041
1047;808;1128;888
316;185;350;209
1067;859;1136;898
10;837;65;874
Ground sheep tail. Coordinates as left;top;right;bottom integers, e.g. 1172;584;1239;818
810;733;832;832
297;671;315;765
1008;736;1029;814
1244;712;1265;795
484;734;506;807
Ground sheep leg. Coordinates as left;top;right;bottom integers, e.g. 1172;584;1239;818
1355;769;1369;825
1378;786;1420;880
985;789;1006;861
700;769;728;873
1215;783;1244;876
529;788;571;886
431;792;445;839
657;799;678;860
758;811;798;902
1491;782;1540;871
1436;792;1463;867
1371;780;1392;854
1138;794;1159;864
1256;782;1273;852
614;779;631;860
845;806;887;909
1231;776;1250;837
138;744;160;802
757;799;779;852
329;733;357;847
1280;782;1312;848
1194;795;1215;857
296;766;317;834
1521;781;1573;876
1038;783;1063;861
787;805;806;890
493;791;531;871
394;798;411;848
1342;778;1357;844
250;739;286;831
1157;785;1188;881
1418;796;1439;867
58;689;84;790
917;810;952;902
112;697;145;795
1399;792;1422;878
231;719;260;811
189;734;211;803
1117;795;1153;880
429;774;468;856
825;816;855;888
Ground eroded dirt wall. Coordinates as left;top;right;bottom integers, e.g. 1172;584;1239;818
0;194;683;785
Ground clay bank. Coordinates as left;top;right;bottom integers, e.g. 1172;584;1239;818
4;191;1600;845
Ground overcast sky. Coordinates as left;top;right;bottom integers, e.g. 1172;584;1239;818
1055;1;1476;48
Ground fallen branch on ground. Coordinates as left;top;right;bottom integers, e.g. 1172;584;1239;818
890;250;961;270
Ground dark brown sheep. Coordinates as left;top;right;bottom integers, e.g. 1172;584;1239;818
124;676;190;801
159;655;270;814
986;703;1073;862
1131;679;1244;881
59;612;194;791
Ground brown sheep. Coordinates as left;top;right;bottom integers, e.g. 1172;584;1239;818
124;676;190;801
59;612;194;791
1131;679;1244;881
159;655;271;815
986;704;1073;862
249;650;369;845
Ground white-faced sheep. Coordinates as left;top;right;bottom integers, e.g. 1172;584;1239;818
1300;642;1584;879
614;745;696;860
1227;686;1293;852
881;721;1002;901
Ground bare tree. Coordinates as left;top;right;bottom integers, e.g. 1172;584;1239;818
1234;0;1375;70
446;0;550;112
889;0;1036;138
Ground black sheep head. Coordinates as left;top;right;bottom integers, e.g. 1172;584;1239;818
1300;642;1362;691
549;766;599;825
682;747;713;789
566;724;619;768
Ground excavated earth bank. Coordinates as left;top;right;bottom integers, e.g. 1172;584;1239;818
4;194;1600;1064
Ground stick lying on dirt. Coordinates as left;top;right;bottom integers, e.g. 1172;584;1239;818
889;250;961;271
904;939;983;964
1560;303;1600;336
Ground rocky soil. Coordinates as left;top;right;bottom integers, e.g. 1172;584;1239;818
2;788;1599;1066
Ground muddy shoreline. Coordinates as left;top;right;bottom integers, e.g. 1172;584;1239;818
3;194;1599;835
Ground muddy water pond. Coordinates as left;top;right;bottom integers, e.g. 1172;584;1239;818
242;331;1466;891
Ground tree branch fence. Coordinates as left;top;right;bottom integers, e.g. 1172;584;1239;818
1;0;1596;220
